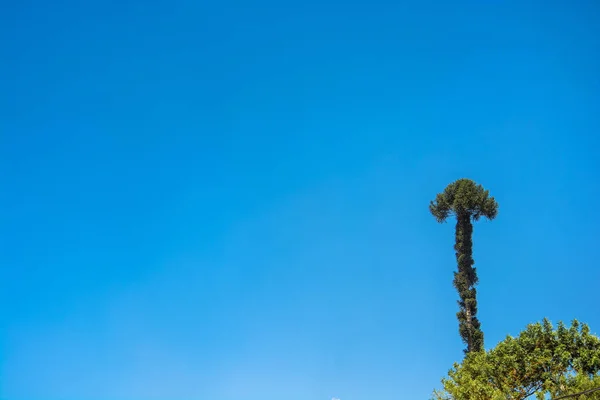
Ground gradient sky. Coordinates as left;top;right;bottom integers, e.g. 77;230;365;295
1;1;599;399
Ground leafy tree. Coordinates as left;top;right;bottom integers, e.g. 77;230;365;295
432;319;600;400
430;179;498;353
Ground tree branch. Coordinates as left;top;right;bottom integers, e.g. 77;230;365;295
553;386;600;399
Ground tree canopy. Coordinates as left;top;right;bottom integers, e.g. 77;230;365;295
432;319;600;400
429;178;498;223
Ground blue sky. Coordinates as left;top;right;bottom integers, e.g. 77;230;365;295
1;0;599;399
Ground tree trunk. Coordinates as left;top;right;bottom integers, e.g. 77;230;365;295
454;213;483;354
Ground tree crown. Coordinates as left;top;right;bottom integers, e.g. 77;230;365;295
432;319;600;400
430;178;498;223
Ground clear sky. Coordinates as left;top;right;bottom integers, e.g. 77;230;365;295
1;0;599;399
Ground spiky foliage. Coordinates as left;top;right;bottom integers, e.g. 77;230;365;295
430;179;498;354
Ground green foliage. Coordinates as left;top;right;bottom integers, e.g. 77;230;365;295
430;179;498;354
432;319;600;400
429;179;498;224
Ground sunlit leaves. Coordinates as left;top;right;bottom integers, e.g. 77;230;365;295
432;320;600;400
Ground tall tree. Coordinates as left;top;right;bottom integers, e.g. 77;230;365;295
430;179;498;354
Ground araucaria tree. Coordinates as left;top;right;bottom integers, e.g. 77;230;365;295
430;179;498;354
